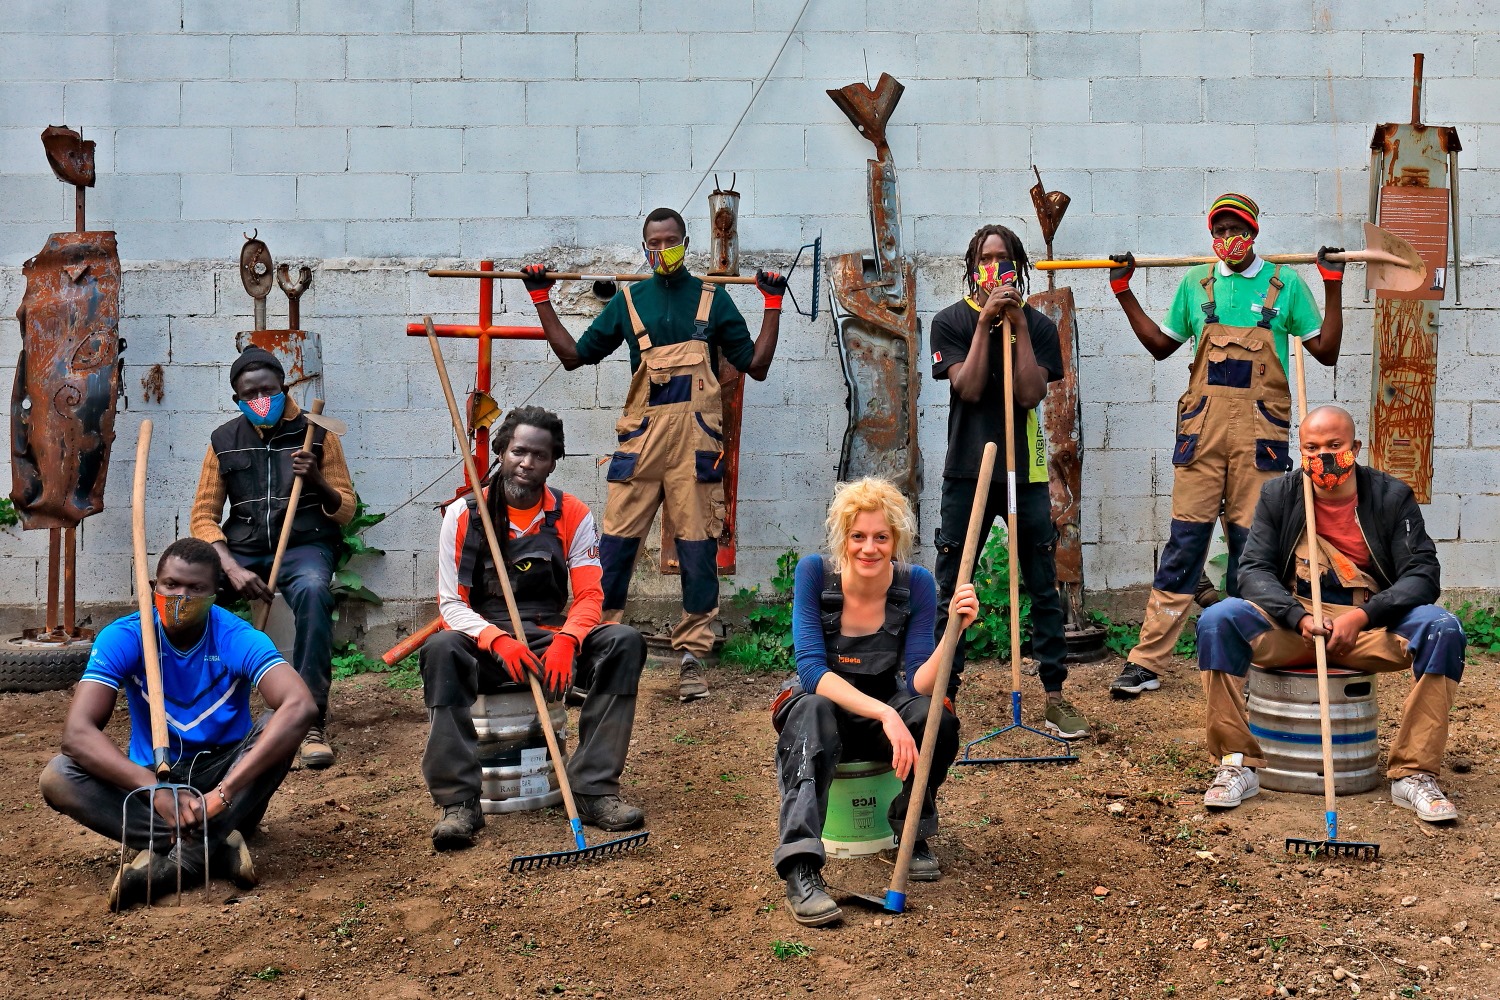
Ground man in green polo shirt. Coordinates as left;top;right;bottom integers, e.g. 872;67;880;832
519;207;786;702
1105;193;1346;699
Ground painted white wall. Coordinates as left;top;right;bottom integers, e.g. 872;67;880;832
3;0;1498;627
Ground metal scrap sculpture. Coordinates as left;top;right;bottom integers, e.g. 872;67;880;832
233;232;323;406
827;74;922;512
1367;53;1461;503
10;126;123;644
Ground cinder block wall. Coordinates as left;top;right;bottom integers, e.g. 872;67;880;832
3;0;1499;642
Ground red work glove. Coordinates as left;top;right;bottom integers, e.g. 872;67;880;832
541;633;578;702
520;263;555;305
1316;246;1346;283
1109;253;1136;296
755;268;787;311
485;632;543;686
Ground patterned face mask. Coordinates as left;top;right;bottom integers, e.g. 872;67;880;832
237;392;286;427
1303;449;1357;490
1212;234;1255;265
154;592;216;630
643;241;687;276
973;261;1016;290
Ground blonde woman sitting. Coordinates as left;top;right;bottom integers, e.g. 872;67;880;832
770;478;978;927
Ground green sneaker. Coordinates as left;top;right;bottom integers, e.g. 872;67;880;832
1043;697;1089;739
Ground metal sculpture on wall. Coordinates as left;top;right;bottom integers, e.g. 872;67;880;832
233;232;324;406
1025;170;1104;662
1367;53;1462;504
827;73;922;513
10;126;124;647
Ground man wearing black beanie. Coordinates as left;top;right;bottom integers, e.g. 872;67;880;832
191;347;356;769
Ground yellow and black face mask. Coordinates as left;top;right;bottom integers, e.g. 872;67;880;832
643;241;687;276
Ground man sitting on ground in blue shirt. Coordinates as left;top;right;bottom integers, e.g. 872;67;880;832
39;537;316;910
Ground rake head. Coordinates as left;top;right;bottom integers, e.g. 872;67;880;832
952;693;1079;765
1284;837;1381;861
117;780;210;910
509;830;649;873
784;236;823;322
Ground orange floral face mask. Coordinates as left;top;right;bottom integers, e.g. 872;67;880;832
1303;449;1356;490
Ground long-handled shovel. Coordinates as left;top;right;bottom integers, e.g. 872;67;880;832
956;316;1076;766
421;317;648;871
251;399;346;632
1035;222;1427;294
831;442;998;915
119;419;210;909
1282;339;1381;862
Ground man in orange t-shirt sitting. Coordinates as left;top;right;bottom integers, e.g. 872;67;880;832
1191;405;1464;823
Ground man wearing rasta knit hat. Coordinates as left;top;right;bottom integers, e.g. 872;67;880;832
190;346;357;768
1104;194;1347;698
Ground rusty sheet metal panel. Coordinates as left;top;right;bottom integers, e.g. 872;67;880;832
828;74;921;510
10;231;123;529
1367;58;1461;505
235;329;325;407
707;177;740;278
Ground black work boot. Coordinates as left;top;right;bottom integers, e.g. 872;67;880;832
575;793;644;832
783;860;842;927
908;839;941;882
431;797;485;851
108;849;195;911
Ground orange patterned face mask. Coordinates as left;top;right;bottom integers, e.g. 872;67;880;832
1212;234;1254;264
1303;449;1356;490
154;592;215;630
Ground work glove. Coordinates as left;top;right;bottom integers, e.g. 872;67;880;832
1108;253;1136;296
485;632;543;686
540;633;578;702
520;262;555;305
1316;246;1346;283
755;268;787;311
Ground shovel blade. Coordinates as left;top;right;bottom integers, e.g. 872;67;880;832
302;411;348;436
1359;221;1427;293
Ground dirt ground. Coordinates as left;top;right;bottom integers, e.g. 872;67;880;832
2;651;1497;999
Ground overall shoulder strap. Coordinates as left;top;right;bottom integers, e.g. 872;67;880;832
883;563;913;636
1199;272;1220;325
1256;263;1286;329
541;487;564;533
818;555;844;638
692;280;716;342
621;284;652;353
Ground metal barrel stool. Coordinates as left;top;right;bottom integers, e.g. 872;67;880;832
473;685;568;814
1246;664;1381;795
821;760;903;858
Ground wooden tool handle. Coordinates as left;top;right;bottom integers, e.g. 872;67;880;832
428;268;758;285
254;398;324;632
131;420;170;775
1034;250;1398;271
424;317;587;846
888;442;998;909
1000;316;1023;694
1291;337;1339;832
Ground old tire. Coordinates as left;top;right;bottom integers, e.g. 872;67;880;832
0;637;92;693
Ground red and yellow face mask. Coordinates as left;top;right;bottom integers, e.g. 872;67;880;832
154;592;216;630
1212;234;1255;265
1303;449;1357;490
972;261;1016;291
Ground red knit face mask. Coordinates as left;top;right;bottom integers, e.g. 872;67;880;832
1212;234;1254;264
1303;449;1356;490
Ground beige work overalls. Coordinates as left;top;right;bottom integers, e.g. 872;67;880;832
598;280;727;659
1130;266;1294;671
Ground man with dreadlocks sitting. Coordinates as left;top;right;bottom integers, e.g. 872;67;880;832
419;406;648;850
928;223;1086;739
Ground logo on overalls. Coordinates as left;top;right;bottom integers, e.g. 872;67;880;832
513;559;534;573
838;655;861;665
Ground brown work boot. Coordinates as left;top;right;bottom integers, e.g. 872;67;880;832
678;654;710;702
298;725;335;770
431;797;485;851
574;793;644;832
211;830;258;888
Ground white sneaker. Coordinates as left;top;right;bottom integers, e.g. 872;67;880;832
1391;773;1458;823
1204;759;1260;810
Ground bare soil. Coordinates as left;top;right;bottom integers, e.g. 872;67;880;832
2;653;1497;999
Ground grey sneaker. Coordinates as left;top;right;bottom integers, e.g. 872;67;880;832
783;860;842;927
431;797;485;851
678;654;710;702
575;793;644;832
299;725;336;770
1043;696;1089;739
1204;762;1260;810
1110;663;1161;698
1391;773;1458;823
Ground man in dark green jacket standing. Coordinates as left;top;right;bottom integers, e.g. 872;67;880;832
520;208;785;702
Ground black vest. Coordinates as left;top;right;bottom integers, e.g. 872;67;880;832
210;412;338;556
459;487;570;629
818;555;913;702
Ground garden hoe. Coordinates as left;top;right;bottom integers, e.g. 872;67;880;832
119;419;210;909
829;443;998;915
427;236;824;321
1034;222;1427;294
252;399;348;632
422;317;648;872
1283;338;1381;862
956;314;1076;766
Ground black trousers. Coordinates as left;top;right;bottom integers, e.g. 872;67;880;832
39;711;291;874
934;476;1068;694
772;689;958;875
419;623;645;806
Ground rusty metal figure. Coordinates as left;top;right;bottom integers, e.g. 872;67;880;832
234;239;323;406
827;73;921;511
10;126;124;644
1025;169;1105;662
1367;54;1462;504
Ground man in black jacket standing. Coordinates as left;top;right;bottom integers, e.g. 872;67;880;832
1193;405;1464;823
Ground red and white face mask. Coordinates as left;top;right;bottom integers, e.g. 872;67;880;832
1212;234;1255;265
